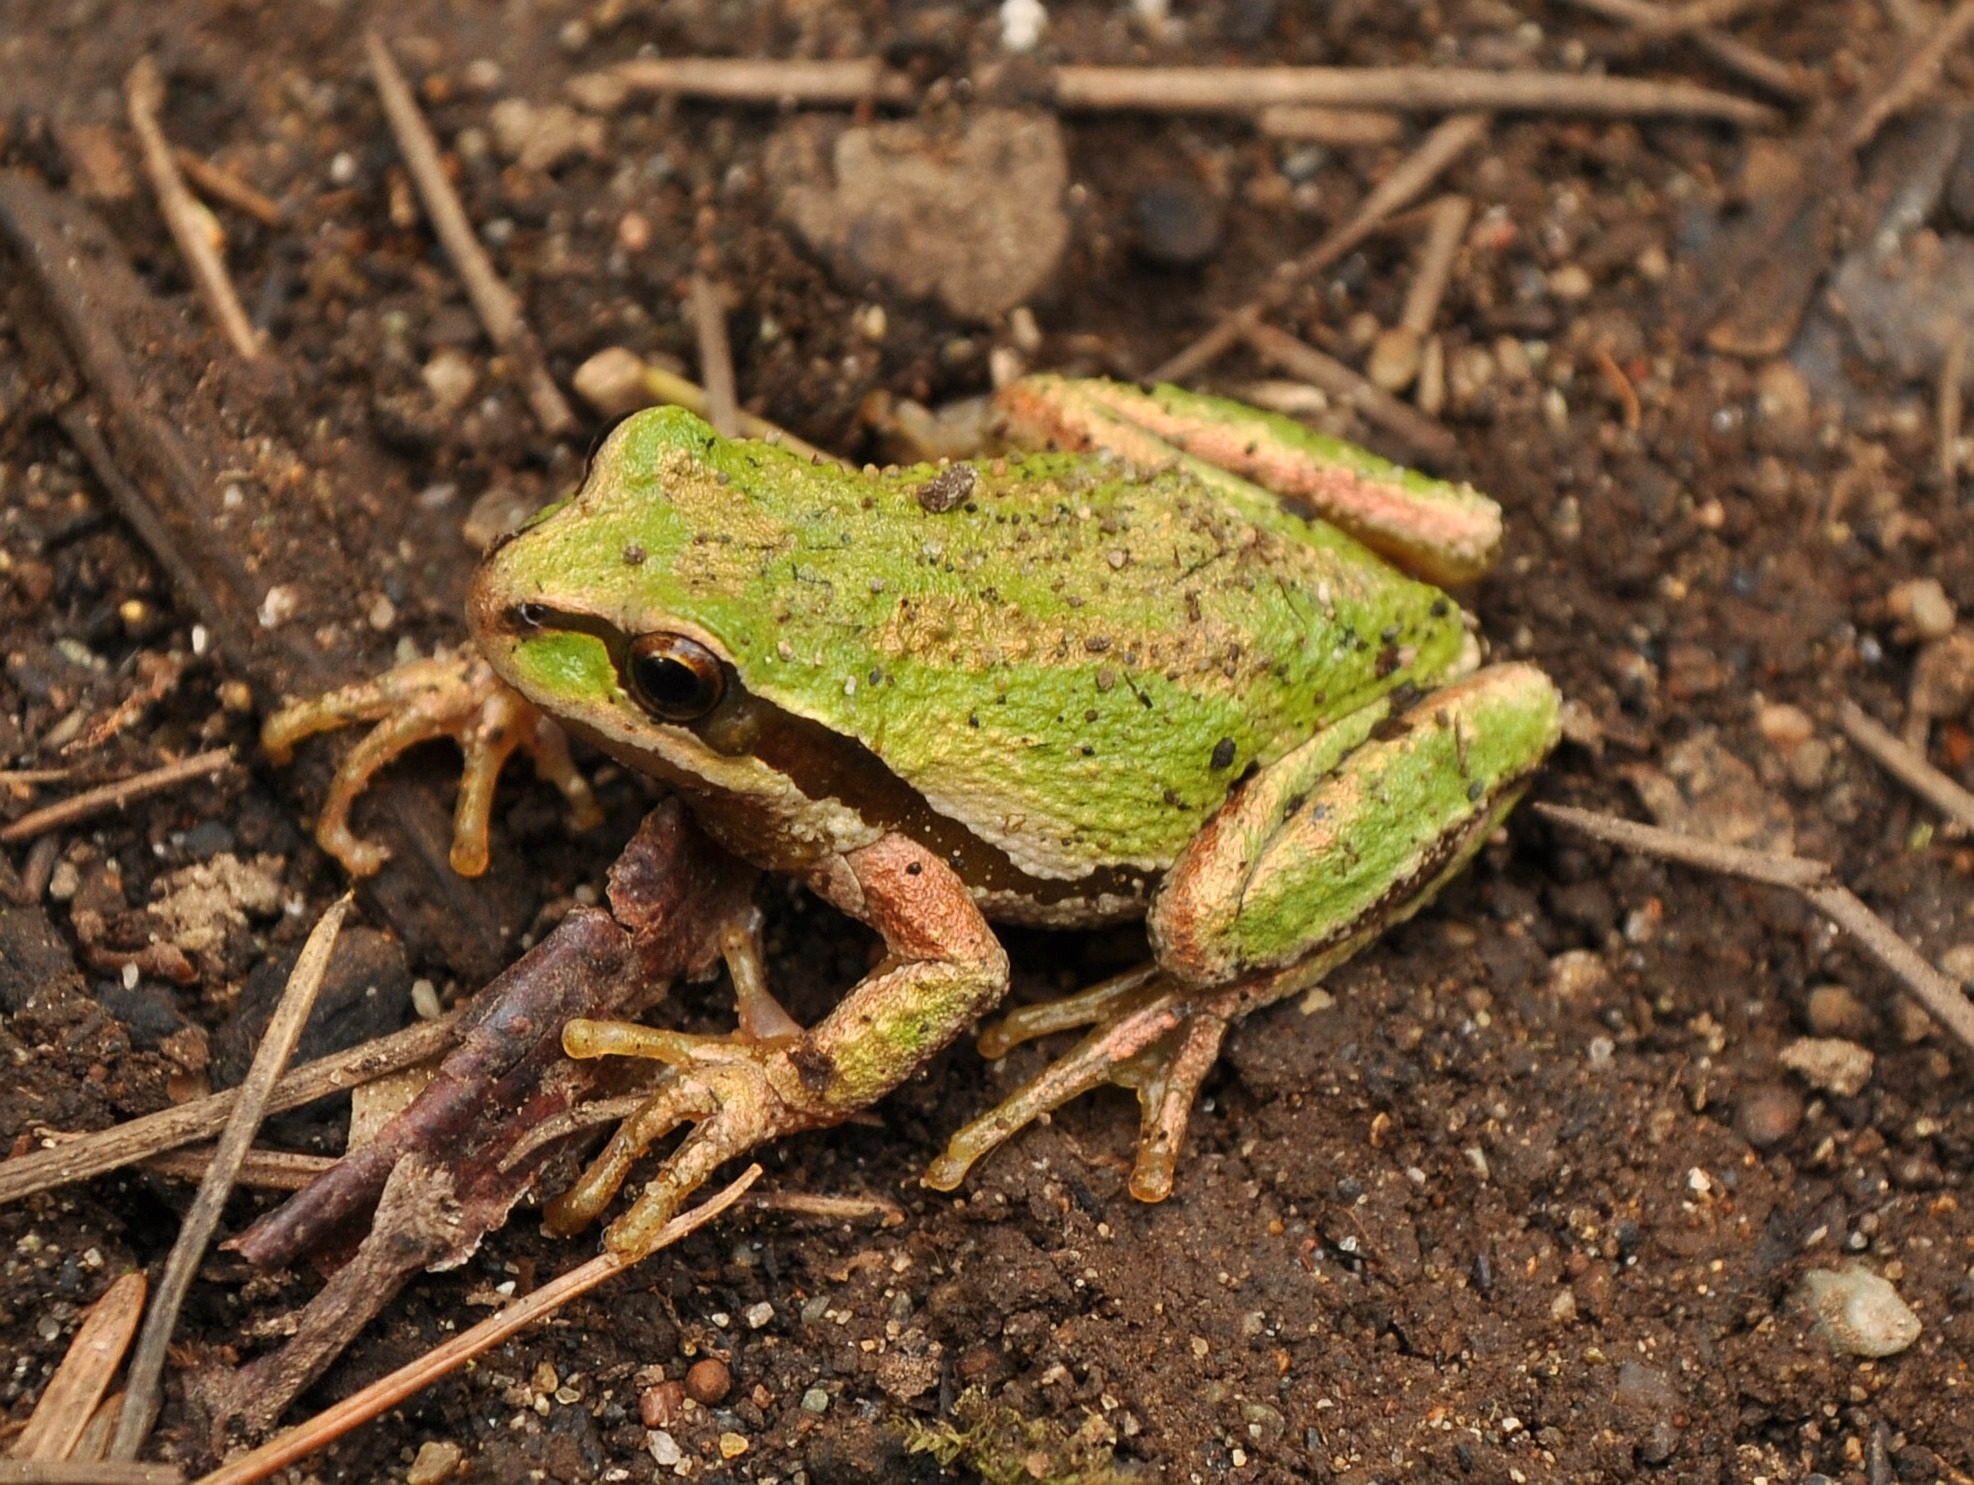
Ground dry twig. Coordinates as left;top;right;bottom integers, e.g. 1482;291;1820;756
1535;803;1974;1055
570;347;841;463
1399;195;1472;338
1940;331;1967;485
8;1273;146;1464
689;274;740;437
1255;106;1406;146
0;1465;182;1484
364;32;577;437
0;750;233;845
1557;0;1812;100
1843;0;1974;151
142;1146;335;1193
1838;700;1974;837
109;898;351;1460
0;1013;459;1208
592;57;1775;126
192;1167;761;1485
1243;322;1461;467
125;58;266;365
1155;113;1491;383
170;149;285;228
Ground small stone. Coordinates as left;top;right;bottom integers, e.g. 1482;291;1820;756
1734;1082;1804;1149
1785;738;1831;791
1799;1266;1922;1357
406;1439;461;1485
1941;943;1974;984
1755;701;1815;750
1888;577;1956;641
744;1301;775;1329
639;1380;685;1428
646;1430;682;1467
1805;983;1873;1040
801;1386;830;1414
617;211;652;253
684;1356;731;1405
1549;263;1593;300
1547;949;1608;999
1000;0;1047;51
1131;180;1225;268
421;349;478;413
718;1431;750;1460
1754;360;1813;437
1779;1037;1875;1098
766;111;1069;320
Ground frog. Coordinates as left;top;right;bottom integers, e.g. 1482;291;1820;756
263;374;1562;1261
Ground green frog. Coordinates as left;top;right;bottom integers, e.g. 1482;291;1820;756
264;375;1561;1259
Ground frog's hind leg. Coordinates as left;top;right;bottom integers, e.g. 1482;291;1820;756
926;965;1235;1201
931;663;1561;1201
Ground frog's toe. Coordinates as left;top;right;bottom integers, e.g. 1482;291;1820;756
548;1022;812;1260
927;971;1232;1202
265;651;600;877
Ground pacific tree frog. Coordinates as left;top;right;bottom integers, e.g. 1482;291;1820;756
265;375;1562;1258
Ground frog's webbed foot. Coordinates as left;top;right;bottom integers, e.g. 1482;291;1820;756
262;650;602;876
925;966;1260;1203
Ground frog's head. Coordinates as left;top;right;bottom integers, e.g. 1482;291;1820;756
467;406;885;864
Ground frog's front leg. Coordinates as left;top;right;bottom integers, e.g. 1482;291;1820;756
263;650;602;876
929;663;1561;1201
547;833;1008;1259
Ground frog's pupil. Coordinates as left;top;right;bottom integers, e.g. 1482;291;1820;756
627;634;724;720
638;655;700;709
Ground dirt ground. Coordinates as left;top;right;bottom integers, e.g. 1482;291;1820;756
4;3;1974;1482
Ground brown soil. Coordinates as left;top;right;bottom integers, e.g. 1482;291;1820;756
4;4;1973;1483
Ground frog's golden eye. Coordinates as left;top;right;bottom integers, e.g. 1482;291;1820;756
626;633;725;722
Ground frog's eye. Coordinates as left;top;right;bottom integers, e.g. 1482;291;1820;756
626;633;725;721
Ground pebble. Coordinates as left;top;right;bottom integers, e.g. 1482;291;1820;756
1131;180;1225;268
684;1356;731;1405
647;1430;682;1467
1000;0;1047;50
766;111;1069;320
718;1432;750;1460
1548;263;1593;300
1780;1037;1875;1097
639;1380;685;1428
1547;948;1608;1000
1805;983;1873;1040
1734;1082;1805;1149
1942;943;1974;984
1888;577;1956;641
1754;360;1813;437
421;349;478;413
744;1301;775;1329
1755;701;1815;750
406;1440;461;1485
1784;737;1832;791
801;1386;831;1414
1799;1266;1922;1357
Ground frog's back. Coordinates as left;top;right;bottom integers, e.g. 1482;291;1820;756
575;408;1472;895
